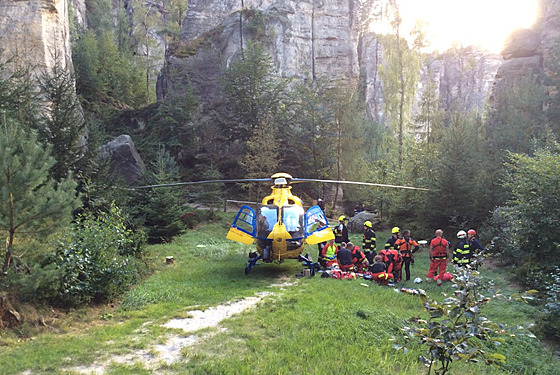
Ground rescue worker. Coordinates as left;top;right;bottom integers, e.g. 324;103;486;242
362;221;377;264
386;245;402;282
384;226;400;251
320;238;338;269
349;242;368;273
467;229;483;268
317;198;325;212
467;229;483;253
370;255;393;285
427;229;450;285
452;230;471;266
333;215;349;244
337;242;353;272
378;226;400;277
395;229;420;281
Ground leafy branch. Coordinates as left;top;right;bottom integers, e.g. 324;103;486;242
397;255;535;375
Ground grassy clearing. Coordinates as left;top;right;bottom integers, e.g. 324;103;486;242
0;216;558;374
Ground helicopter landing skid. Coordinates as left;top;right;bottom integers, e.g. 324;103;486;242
245;252;263;275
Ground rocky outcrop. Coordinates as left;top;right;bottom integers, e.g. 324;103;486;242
487;28;542;118
502;28;542;60
71;0;86;29
161;0;501;126
435;48;502;113
159;0;361;104
0;0;72;74
100;135;147;185
542;0;560;98
359;33;384;121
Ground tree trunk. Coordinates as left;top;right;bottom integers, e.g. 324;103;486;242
332;109;342;211
2;192;15;274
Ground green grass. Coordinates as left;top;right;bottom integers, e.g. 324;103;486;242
0;218;558;375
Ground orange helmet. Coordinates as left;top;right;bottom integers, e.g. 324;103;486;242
467;229;476;236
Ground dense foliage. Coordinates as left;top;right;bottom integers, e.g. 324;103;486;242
129;148;186;244
491;139;560;267
40;204;145;307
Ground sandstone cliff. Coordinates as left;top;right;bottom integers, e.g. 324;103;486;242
158;0;361;107
158;0;501;127
0;0;72;74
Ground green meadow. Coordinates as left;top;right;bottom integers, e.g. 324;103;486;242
0;215;558;375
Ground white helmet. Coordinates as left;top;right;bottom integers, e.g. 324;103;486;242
414;277;423;284
457;230;467;239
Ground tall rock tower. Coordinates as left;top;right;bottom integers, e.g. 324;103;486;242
0;0;72;74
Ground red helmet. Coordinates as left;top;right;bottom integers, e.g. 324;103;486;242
467;229;476;236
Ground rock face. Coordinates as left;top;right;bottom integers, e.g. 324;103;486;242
179;0;359;81
159;0;361;106
542;0;560;98
434;48;502;114
487;27;543;125
502;28;542;60
0;0;72;74
160;0;501;125
100;135;147;185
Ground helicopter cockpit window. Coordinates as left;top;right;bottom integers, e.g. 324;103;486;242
282;205;304;239
256;205;278;239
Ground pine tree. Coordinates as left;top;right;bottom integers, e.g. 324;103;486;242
288;77;337;180
222;41;287;144
239;113;280;201
37;53;86;182
420;112;488;230
414;65;443;145
139;147;185;244
130;0;162;105
0;120;80;274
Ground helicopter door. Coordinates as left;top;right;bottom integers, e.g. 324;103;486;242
226;205;256;245
304;205;335;245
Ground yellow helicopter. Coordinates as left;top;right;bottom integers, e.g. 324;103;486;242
223;172;429;274
136;172;428;274
226;173;334;274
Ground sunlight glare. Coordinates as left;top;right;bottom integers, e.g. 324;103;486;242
395;0;539;53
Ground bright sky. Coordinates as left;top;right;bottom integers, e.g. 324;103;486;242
394;0;540;53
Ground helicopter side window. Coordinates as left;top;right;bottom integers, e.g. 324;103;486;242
305;206;329;235
256;205;278;239
233;207;256;235
282;205;304;239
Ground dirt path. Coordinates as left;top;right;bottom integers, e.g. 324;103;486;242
67;282;296;374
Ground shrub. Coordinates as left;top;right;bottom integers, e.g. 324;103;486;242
41;203;145;307
540;266;560;340
399;256;535;375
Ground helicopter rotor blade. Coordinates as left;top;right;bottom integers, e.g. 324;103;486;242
132;178;271;189
291;178;429;191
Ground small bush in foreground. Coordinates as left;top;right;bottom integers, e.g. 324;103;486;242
399;259;535;375
40;204;145;307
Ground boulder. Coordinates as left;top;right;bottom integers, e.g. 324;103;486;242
348;211;380;233
100;135;146;185
502;28;541;60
